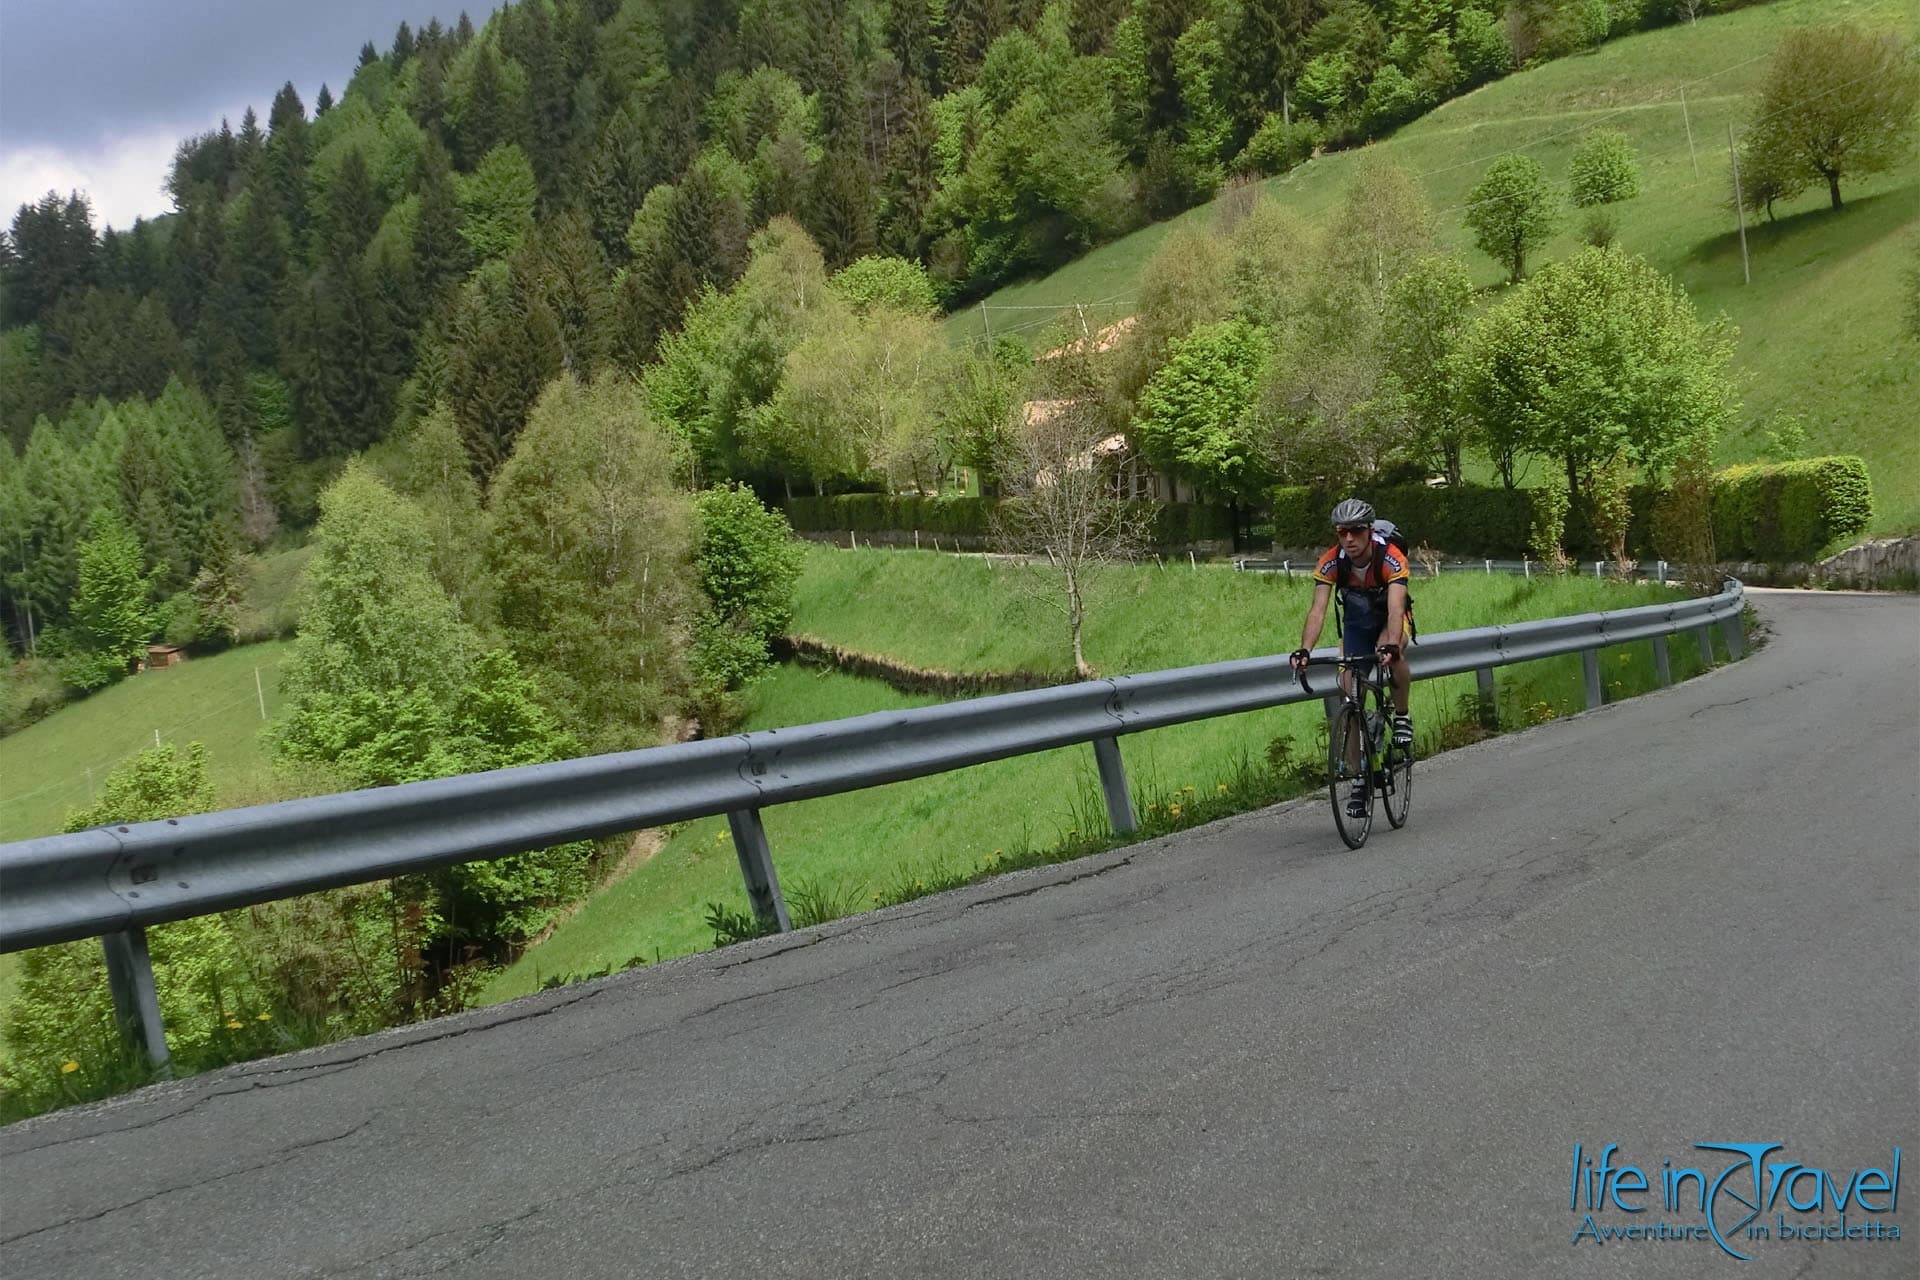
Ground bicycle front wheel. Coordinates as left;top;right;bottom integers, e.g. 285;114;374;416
1330;705;1371;849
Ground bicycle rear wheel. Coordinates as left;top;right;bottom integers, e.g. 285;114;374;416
1330;705;1371;849
1381;715;1413;830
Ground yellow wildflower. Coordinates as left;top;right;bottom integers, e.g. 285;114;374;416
1169;804;1182;817
1216;784;1228;793
1183;786;1194;794
61;1060;79;1074
256;1012;272;1021
225;1020;243;1030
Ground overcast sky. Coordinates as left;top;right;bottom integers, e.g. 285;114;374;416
1;1;454;233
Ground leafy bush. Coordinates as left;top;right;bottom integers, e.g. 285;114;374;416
0;655;69;734
830;256;939;317
1;745;267;1114
1568;129;1641;207
1232;114;1322;178
691;484;804;712
694;484;804;641
1712;456;1873;559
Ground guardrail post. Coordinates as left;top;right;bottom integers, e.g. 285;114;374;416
1523;558;1531;579
1484;559;1492;575
1651;635;1672;687
1594;560;1604;578
1695;624;1715;665
1091;736;1137;834
1719;613;1745;659
1581;649;1604;709
101;928;170;1073
725;808;791;932
1475;667;1498;729
1657;560;1668;585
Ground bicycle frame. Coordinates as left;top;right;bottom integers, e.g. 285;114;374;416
1292;651;1410;847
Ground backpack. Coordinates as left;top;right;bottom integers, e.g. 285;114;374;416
1333;519;1417;643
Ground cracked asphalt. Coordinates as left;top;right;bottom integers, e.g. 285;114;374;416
1;590;1915;1279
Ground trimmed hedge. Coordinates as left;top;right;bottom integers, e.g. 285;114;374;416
1274;457;1872;563
785;494;997;536
1271;483;1536;557
783;495;1234;549
1712;457;1872;560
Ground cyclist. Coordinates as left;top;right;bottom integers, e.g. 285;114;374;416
1289;499;1413;817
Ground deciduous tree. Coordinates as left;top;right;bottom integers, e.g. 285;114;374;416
1741;24;1919;211
1464;152;1560;283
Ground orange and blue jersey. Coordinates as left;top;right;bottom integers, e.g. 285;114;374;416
1311;540;1410;592
1314;538;1409;656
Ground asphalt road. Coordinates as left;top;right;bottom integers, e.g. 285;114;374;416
2;589;1915;1279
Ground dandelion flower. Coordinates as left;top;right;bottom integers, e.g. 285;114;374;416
1183;785;1194;794
1216;784;1228;793
225;1019;243;1030
1169;804;1182;817
257;1012;272;1021
61;1060;79;1074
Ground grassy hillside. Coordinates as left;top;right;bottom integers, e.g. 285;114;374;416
483;549;1710;1002
0;639;296;1020
791;544;1698;675
948;0;1920;534
0;640;295;845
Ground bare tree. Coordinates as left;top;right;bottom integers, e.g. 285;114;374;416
236;433;280;548
992;395;1151;679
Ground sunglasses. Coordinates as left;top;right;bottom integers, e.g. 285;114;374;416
1336;525;1371;536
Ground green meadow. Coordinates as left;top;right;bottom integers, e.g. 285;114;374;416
482;547;1722;1002
947;0;1920;533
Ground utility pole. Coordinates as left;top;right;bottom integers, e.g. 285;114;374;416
1727;124;1750;285
1681;86;1699;179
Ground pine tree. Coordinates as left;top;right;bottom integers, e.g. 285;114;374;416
288;256;406;456
453;43;515;168
584;103;657;260
391;20;417;67
235;107;266;176
16;420;103;638
268;81;307;135
411;137;470;304
4;191;99;328
315;84;335;116
65;507;156;689
318;147;383;263
1223;0;1317;147
515;211;614;376
263;85;312;251
207;189;289;370
117;402;193;593
444;265;564;479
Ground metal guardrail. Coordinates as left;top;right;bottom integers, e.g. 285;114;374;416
1237;556;1674;581
0;581;1747;1066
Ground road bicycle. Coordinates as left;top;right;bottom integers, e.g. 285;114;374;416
1291;648;1412;849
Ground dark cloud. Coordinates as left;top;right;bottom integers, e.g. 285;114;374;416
0;1;455;149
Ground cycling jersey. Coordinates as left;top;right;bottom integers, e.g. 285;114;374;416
1313;539;1410;657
